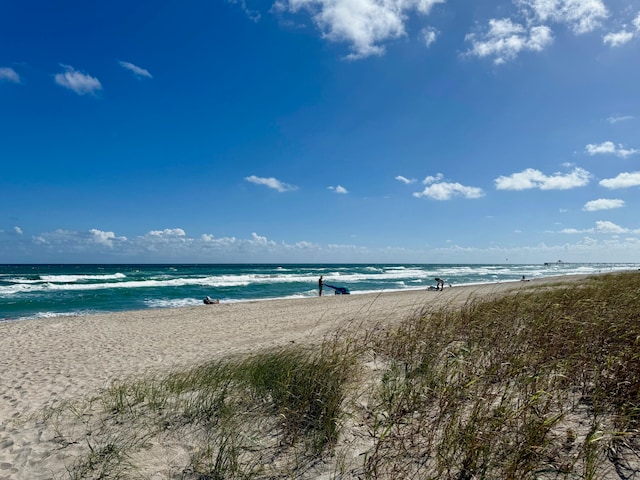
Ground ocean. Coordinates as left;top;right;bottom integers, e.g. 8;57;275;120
1;263;637;321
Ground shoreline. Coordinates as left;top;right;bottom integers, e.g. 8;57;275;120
0;273;598;478
2;270;607;323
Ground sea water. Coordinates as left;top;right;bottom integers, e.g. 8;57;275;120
0;263;637;321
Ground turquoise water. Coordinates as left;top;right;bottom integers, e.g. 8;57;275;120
1;263;637;321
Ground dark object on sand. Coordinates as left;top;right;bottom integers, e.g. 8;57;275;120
324;284;350;295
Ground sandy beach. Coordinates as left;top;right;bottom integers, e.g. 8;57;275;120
0;275;586;479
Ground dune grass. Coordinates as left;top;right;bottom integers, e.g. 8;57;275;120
44;271;639;479
362;272;640;479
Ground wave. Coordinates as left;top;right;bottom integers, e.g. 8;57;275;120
11;309;101;321
5;273;127;284
0;268;435;296
144;298;203;309
1;263;636;298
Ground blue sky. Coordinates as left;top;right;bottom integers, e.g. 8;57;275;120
1;0;640;264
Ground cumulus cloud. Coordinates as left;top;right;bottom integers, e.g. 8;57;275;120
7;225;640;263
586;141;615;155
583;198;625;211
17;228;270;261
603;29;634;46
148;228;186;237
89;229;126;247
54;65;102;95
594;220;632;234
422;173;443;183
413;173;484;200
465;18;553;64
276;0;445;59
28;229;126;251
395;175;417;184
245;175;298;192
599;171;640;189
0;67;20;83
466;0;610;63
603;11;640;47
118;61;152;79
14;226;23;235
515;0;608;34
494;167;591;190
328;185;348;194
251;232;274;245
585;141;638;158
560;220;637;235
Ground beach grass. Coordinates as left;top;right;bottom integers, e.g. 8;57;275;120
43;271;639;479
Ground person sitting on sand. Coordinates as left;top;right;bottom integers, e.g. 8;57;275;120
203;296;219;305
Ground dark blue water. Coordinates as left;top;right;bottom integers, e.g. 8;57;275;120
1;263;636;320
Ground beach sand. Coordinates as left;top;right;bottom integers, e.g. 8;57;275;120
0;275;585;479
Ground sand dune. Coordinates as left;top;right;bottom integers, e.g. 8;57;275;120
0;275;584;479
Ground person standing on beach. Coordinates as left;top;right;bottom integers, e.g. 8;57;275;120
435;278;445;290
319;275;324;296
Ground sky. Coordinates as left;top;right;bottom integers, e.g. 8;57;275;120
1;0;640;264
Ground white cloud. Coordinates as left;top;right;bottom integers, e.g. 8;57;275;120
328;185;348;194
200;233;238;246
413;176;484;200
7;225;640;263
229;0;261;22
594;220;629;234
0;67;20;83
494;167;591;190
586;141;638;158
603;29;634;46
14;226;23;235
54;65;102;95
560;220;634;234
515;0;608;34
599;171;640;189
603;11;640;47
465;0;610;63
118;61;152;79
27;229;126;251
89;229;125;247
251;232;274;245
278;0;445;59
586;141;615;154
395;175;416;184
465;18;553;64
613;146;637;158
607;115;634;124
137;229;192;254
583;198;625;211
245;175;298;192
421;27;438;47
422;173;444;184
148;228;186;237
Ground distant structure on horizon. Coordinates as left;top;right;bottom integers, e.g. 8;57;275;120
544;260;564;266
